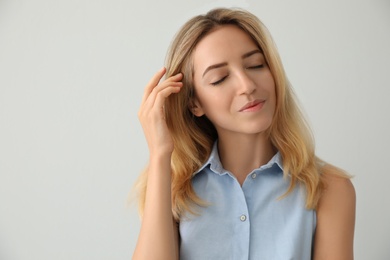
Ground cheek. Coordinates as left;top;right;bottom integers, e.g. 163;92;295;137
263;71;275;90
198;94;233;122
198;90;224;107
262;73;276;102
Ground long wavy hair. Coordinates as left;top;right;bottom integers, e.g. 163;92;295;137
136;8;338;221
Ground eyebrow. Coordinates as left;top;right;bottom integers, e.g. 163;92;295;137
202;49;262;78
242;49;262;59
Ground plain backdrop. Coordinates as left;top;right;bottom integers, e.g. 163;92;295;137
0;0;389;259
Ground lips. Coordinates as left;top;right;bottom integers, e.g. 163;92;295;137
239;99;265;112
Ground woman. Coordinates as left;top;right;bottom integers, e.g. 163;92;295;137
133;8;355;260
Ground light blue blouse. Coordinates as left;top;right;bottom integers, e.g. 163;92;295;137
179;142;316;260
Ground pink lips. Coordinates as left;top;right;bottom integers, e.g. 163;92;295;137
239;99;265;112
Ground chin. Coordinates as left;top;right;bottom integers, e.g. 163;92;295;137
244;119;272;133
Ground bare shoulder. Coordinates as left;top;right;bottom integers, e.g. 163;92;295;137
313;164;356;260
320;164;356;205
321;164;355;199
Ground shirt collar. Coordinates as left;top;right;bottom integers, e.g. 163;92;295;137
193;141;283;176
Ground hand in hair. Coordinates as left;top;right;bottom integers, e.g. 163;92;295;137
133;67;182;260
138;67;183;156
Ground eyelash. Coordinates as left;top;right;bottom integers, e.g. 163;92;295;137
248;64;264;69
211;75;229;86
210;64;264;86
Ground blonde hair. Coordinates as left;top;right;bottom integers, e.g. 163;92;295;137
136;8;346;221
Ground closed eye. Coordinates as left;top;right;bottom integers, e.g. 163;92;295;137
211;75;229;86
247;64;264;69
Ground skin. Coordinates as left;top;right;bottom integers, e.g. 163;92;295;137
313;165;356;260
191;25;276;184
133;68;181;260
133;25;355;260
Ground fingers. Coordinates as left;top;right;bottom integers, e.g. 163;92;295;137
146;73;182;107
153;84;182;111
139;68;183;119
142;69;183;105
141;67;166;104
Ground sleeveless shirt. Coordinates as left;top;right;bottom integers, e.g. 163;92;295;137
179;142;316;260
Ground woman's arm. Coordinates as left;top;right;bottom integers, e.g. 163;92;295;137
132;68;183;260
132;155;179;260
313;165;356;260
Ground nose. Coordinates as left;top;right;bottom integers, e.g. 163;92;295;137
236;70;256;95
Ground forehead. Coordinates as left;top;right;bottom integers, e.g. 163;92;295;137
192;25;259;68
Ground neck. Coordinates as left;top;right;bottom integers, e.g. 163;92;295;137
217;133;276;185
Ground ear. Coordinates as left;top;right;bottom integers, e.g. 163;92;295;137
189;97;205;117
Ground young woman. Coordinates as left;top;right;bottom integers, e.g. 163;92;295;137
133;8;355;260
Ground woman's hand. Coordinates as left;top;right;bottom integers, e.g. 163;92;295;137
133;69;182;260
138;67;183;156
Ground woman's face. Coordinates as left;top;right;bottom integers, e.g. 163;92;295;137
191;25;276;139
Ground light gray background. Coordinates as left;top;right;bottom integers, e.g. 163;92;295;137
0;0;389;259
